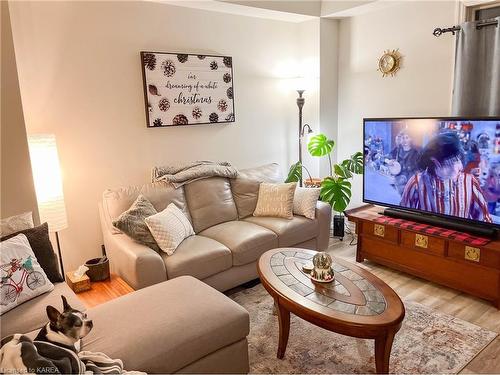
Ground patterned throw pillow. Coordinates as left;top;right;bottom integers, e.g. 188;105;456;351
293;187;321;219
0;234;54;315
0;212;34;236
1;223;63;283
112;195;160;252
145;203;194;256
253;182;297;219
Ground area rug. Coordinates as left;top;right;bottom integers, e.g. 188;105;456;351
230;284;497;374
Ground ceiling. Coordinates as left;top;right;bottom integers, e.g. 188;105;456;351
152;0;402;22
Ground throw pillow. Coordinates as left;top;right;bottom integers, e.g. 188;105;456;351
0;234;54;315
293;187;321;219
112;195;160;252
145;203;194;256
0;212;34;236
230;178;261;219
1;223;63;283
253;182;297;219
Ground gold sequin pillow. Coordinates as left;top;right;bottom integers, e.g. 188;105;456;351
253;182;297;219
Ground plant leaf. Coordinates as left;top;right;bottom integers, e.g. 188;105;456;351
333;164;353;179
285;161;302;183
342;151;363;174
148;84;160;96
320;177;352;213
307;134;335;157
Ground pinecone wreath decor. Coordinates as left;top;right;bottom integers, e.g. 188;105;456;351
210;61;218;70
153;118;164;127
197;55;206;60
158;98;170;112
217;99;228;112
173;114;189;125
192;107;202;120
161;59;176;77
227;87;233;99
223;73;232;83
177;54;188;63
209;112;219;123
223;57;232;68
143;53;156;70
225;113;235;122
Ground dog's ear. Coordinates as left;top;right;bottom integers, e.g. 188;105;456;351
47;305;61;324
61;295;72;311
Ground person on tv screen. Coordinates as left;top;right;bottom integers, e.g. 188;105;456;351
400;132;492;222
386;129;420;194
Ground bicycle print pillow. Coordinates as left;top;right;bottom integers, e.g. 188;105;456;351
0;234;54;315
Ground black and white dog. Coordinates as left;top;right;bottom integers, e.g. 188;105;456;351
35;296;93;353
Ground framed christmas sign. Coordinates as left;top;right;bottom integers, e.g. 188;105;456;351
140;51;235;127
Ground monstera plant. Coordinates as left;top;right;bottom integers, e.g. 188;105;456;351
286;133;363;213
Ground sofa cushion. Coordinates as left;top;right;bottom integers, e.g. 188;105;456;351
102;181;190;234
244;215;319;247
230;178;261;219
231;163;283;219
200;221;278;266
1;282;85;338
162;235;232;280
184;177;238;233
82;276;249;374
237;163;282;182
253;182;296;219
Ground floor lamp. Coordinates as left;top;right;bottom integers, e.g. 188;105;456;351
296;89;313;187
28;134;68;279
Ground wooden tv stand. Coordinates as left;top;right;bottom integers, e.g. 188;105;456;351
347;205;500;308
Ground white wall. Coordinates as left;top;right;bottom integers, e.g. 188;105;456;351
9;1;313;270
337;0;459;207
1;1;39;222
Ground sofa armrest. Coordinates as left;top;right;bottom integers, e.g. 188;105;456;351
315;201;332;250
98;203;167;290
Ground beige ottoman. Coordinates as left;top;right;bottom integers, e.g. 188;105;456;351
82;276;249;373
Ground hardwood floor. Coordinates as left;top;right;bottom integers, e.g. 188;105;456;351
328;237;500;374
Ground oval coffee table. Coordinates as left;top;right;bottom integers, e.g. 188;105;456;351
258;248;405;374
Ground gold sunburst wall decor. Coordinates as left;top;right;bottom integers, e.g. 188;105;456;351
377;49;402;77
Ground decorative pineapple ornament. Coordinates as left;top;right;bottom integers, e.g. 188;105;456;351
158;98;170;112
143;53;156;70
173;114;189;125
161;59;176;77
227;87;233;99
192;107;202;120
223;57;232;68
177;54;188;63
223;73;232;83
210;61;218;70
217;99;228;112
152;118;163;127
209;112;219;123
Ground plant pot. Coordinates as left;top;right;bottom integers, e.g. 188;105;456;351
85;257;110;281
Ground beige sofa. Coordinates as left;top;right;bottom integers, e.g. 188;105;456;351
99;164;332;291
1;276;250;373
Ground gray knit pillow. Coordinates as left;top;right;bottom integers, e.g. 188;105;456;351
112;195;160;252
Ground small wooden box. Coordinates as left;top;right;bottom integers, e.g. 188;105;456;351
66;271;91;293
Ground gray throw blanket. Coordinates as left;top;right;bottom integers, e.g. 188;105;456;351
0;334;144;374
151;160;238;188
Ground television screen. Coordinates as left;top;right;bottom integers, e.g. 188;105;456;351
363;118;500;226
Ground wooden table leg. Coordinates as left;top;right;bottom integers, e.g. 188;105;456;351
374;329;396;374
276;299;290;359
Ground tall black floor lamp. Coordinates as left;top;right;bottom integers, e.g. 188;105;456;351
296;89;313;187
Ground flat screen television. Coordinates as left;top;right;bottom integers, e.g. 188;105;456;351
363;117;500;228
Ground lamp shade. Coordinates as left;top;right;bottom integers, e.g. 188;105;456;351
28;134;68;232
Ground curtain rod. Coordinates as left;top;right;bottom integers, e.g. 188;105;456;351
433;19;498;37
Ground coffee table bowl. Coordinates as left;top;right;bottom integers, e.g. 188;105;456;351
258;248;405;374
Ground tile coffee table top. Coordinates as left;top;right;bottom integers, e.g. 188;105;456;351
269;249;387;316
